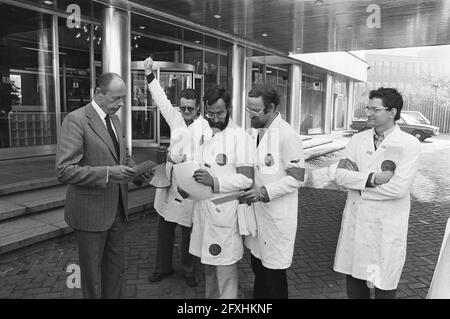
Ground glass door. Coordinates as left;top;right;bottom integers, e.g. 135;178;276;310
332;77;349;130
131;70;158;147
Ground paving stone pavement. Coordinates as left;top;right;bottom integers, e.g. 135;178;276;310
0;135;449;299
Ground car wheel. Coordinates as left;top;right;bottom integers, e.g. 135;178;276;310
412;130;425;142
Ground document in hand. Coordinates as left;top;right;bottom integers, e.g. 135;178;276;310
124;160;158;183
150;164;171;188
173;162;212;200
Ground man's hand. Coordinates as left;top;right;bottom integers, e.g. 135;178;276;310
177;186;190;199
374;171;394;185
344;160;359;172
193;169;214;187
337;159;359;172
109;165;136;183
144;57;154;76
238;188;262;204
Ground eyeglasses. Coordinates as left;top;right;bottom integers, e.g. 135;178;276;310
364;106;389;114
180;106;195;113
205;111;227;119
245;107;264;116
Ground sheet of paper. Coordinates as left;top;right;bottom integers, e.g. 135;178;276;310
427;218;450;298
211;193;241;205
149;164;171;188
124;160;158;183
173;162;212;201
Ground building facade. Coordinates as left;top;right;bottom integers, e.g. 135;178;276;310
0;0;366;160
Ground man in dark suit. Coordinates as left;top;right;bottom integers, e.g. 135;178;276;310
56;73;150;299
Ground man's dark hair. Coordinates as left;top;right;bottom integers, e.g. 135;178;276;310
248;84;280;112
203;86;231;109
180;89;199;105
369;87;403;121
97;72;121;93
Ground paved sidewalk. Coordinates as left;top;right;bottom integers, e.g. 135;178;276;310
0;136;449;299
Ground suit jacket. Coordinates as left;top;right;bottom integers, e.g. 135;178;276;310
56;103;135;231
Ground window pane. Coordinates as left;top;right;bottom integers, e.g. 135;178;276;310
204;52;218;92
0;4;56;149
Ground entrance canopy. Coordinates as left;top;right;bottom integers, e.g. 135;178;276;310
96;0;450;54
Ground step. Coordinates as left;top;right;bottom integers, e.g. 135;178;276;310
0;182;152;222
0;177;61;196
303;138;333;150
305;141;346;160
0;186;156;255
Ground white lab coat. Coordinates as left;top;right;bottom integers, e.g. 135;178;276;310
189;121;254;265
334;125;420;290
244;114;305;269
148;80;211;227
427;217;450;299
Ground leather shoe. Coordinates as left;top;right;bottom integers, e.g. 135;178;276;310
149;270;174;283
184;275;198;287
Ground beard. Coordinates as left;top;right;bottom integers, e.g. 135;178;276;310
208;112;230;131
250;117;265;128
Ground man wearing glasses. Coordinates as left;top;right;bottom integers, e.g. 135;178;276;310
144;57;211;287
334;87;421;299
239;84;305;299
189;86;255;298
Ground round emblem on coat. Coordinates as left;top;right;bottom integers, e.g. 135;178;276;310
264;153;275;167
215;153;228;166
209;244;222;256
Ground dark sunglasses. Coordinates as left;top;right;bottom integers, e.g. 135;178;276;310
180;106;195;112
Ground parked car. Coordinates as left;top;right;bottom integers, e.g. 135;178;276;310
403;111;431;125
351;113;439;142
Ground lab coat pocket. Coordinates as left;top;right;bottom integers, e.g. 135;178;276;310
210;200;238;228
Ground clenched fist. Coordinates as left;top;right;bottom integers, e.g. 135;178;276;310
144;57;154;76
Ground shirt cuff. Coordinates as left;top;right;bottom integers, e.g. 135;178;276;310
212;177;220;193
146;73;155;84
260;186;270;202
365;172;375;188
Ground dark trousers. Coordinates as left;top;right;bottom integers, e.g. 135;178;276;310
251;254;288;299
75;208;126;299
346;275;397;299
153;215;196;278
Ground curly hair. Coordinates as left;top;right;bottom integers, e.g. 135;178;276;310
369;87;403;121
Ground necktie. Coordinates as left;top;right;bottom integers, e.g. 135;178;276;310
374;133;384;150
105;115;120;157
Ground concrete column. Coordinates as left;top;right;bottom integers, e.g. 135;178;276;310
323;74;334;134
347;80;355;130
287;64;302;132
102;7;132;153
228;44;246;127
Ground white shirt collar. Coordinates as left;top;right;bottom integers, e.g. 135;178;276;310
91;99;107;122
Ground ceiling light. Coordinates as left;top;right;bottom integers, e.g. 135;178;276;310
76;33;81;38
43;1;53;5
194;40;201;44
139;26;146;30
213;14;221;19
261;32;268;37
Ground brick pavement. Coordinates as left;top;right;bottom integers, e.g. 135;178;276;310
1;135;449;299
